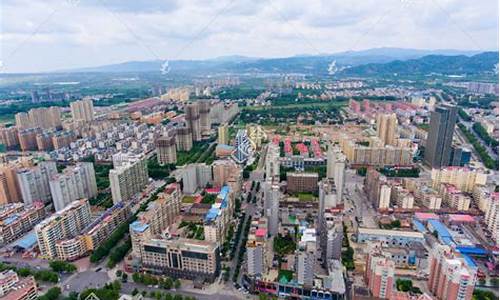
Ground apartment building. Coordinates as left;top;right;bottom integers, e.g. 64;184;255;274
0;271;37;300
49;162;98;211
35;199;92;259
17;161;58;206
217;123;229;145
428;245;477;300
156;135;177;165
431;167;487;193
365;243;395;299
175;127;193;151
0;202;46;246
55;201;131;261
109;153;149;204
0;126;19;150
70;98;95;122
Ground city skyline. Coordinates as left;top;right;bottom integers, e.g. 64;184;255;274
1;0;499;73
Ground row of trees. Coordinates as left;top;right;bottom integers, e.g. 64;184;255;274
132;272;181;289
458;123;499;170
233;217;252;282
473;122;499;148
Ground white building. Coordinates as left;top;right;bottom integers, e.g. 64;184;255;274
17;161;58;206
110;153;149;203
326;145;345;203
296;228;316;286
49;162;98;211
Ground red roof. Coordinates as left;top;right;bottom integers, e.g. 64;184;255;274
414;212;439;220
205;187;221;194
255;228;267;238
447;214;475;223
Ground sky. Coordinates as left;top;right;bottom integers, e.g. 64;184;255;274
1;0;498;73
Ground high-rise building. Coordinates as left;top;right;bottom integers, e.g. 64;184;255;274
0;202;46;246
14;113;31;130
0;126;19;150
18;107;62;130
365;243;395;299
35;132;54;151
424;105;458;168
376;113;398;146
70;99;94;122
185;103;201;141
199;100;211;134
182;163;212;194
49;162;98;211
218;123;229;145
296;229;316;287
52;131;76;150
264;182;280;237
485;195;498;244
156;135;177;165
35;199;92;259
17;161;58;206
0;164;23;204
18;128;41;151
175;127;193;151
109;153;149;204
265;143;280;181
232;129;252;164
428;245;476;300
326;145;345;203
318;179;338;221
319;212;343;264
431;166;487;193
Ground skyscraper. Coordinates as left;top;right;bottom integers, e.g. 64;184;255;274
424;105;458;168
70;99;95;122
376;113;397;146
326;145;345;203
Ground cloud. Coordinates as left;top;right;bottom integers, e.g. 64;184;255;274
1;0;498;72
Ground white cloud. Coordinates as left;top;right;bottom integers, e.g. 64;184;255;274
1;0;497;72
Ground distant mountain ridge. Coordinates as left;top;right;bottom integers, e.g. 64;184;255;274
59;47;497;77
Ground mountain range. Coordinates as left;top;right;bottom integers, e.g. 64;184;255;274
61;48;498;77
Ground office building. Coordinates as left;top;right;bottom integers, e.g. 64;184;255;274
35;199;92;259
424;105;458;167
156;135;177;165
431;167;487;193
49;162;98;211
70;98;94;122
365;243;395;299
449;146;472;166
109;153;149;204
428;245;476;300
376;113;397;146
175;127;193;151
139;238;220;282
218;123;229;145
286;172;319;194
326;145;345;203
17;161;58;206
185;103;201;141
264;182;280;237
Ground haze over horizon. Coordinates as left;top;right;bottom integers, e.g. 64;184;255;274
1;0;498;73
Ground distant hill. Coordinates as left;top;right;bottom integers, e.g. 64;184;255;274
339;52;499;77
59;47;495;77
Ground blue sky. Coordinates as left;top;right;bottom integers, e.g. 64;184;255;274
1;0;498;73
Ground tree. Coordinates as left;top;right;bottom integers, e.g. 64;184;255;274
132;288;139;296
38;287;61;300
174;279;181;289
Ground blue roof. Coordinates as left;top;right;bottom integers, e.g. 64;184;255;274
456;246;489;256
205;207;220;223
428;220;454;245
130;221;149;233
462;254;477;268
14;232;37;249
413;220;426;233
4;215;19;225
